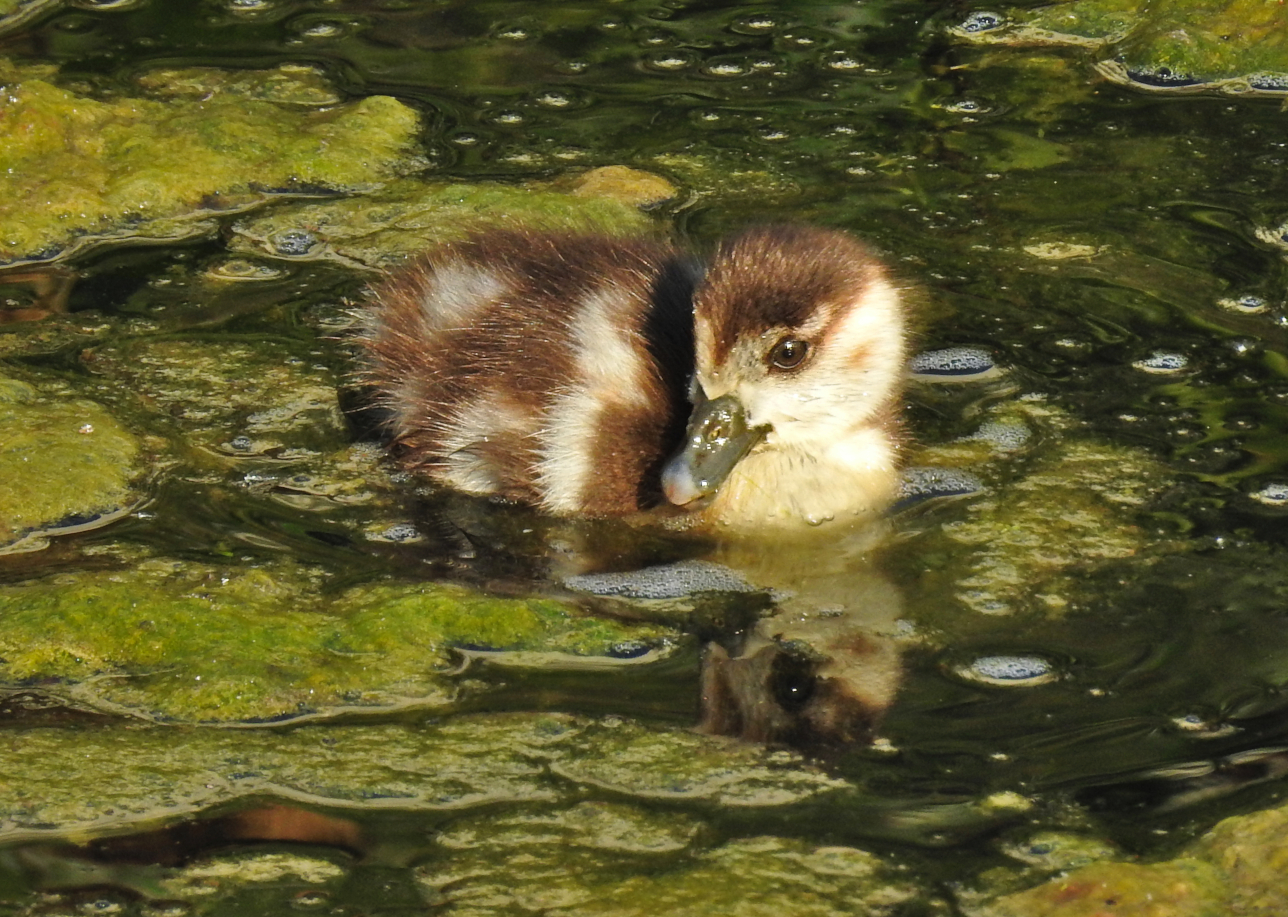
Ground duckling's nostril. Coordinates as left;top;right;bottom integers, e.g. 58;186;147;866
662;394;767;505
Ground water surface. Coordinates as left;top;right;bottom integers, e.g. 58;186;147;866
3;0;1288;913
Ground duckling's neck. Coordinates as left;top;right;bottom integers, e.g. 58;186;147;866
702;419;902;531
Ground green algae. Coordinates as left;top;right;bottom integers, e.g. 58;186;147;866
226;174;660;270
1189;802;1288;913
0;375;143;551
0;0;56;35
157;851;350;911
548;717;848;806
970;790;1288;915
0;59;421;265
953;0;1288;92
82;337;347;457
418;826;920;917
135;64;344;108
0;713;845;841
908;398;1167;618
0;716;569;838
976;858;1228;916
0;561;676;722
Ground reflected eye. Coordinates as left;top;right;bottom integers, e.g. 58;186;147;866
769;650;816;712
768;337;810;371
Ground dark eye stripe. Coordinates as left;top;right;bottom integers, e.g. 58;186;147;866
769;337;809;371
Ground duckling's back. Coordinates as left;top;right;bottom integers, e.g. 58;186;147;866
358;231;699;515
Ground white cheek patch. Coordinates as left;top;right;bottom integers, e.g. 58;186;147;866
419;263;507;333
826;278;907;386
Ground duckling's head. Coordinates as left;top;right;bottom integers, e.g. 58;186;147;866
662;225;908;530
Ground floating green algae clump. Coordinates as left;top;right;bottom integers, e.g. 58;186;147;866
977;799;1288;915
909;398;1167;618
420;823;918;917
0;376;142;551
0;561;676;722
0;714;844;840
83;337;347;454
952;0;1288;92
227;174;660;269
0;60;421;264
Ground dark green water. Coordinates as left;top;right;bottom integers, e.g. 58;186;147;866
4;0;1288;913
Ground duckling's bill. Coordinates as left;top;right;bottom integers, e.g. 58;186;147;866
661;392;767;506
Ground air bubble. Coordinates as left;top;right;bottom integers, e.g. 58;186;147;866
498;150;544;165
293;890;331;908
300;22;342;39
1248;72;1288;92
898;467;984;502
1218;294;1269;314
638;29;676;47
1250;483;1288;506
1170;713;1238;738
644;51;695;71
958;12;1004;33
826;54;863;71
1254;223;1288;248
730;14;777;34
204;259;286;282
534;91;574;109
702;60;749;77
1126;67;1204;88
270;229;318;257
1132;351;1188;374
785;33;818;47
958;654;1056;686
373;523;422;543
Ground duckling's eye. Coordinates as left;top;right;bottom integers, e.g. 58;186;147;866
768;337;810;371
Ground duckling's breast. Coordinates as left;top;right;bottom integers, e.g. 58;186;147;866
358;231;699;516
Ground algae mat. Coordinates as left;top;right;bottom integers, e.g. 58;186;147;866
0;61;421;265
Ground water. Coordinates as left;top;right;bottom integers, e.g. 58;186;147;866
3;0;1288;912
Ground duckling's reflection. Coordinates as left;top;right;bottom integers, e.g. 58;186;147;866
0;265;76;323
417;494;908;749
695;528;905;747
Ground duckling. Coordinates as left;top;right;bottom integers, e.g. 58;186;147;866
357;224;909;533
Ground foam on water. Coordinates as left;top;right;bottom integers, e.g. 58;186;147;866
564;559;759;600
